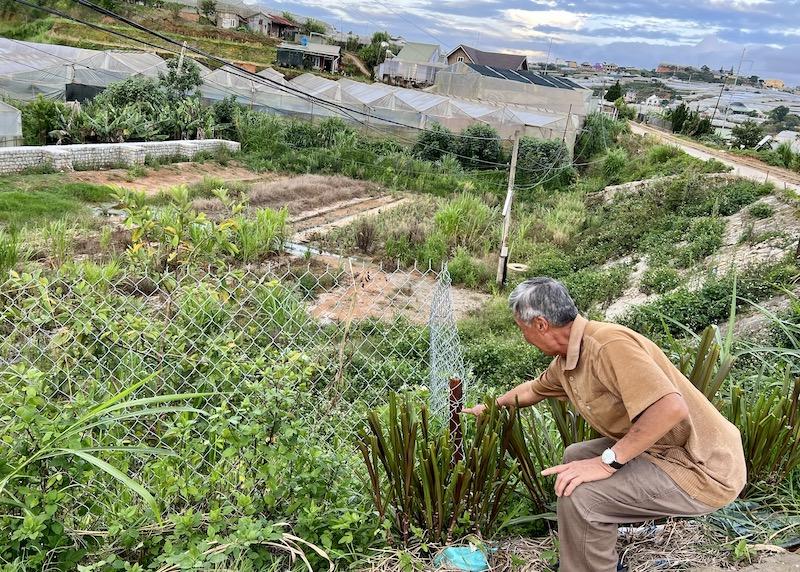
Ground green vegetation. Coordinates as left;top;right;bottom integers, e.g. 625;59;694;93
0;176;115;228
731;120;764;149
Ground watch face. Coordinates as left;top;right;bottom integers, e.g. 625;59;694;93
601;449;615;464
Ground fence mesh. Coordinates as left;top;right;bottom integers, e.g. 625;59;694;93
0;261;460;532
428;265;468;425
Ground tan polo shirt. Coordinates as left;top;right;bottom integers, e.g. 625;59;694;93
530;315;746;508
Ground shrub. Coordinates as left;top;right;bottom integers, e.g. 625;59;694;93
516;137;570;187
641;266;680;295
601;148;628;184
448;248;492;289
677;217;725;267
93;75;166;109
647;144;681;164
354;218;377;254
563;265;630;310
574;112;628;164
18;96;71;145
748;202;774;219
413;122;455;162
434;194;496;251
455;123;502;169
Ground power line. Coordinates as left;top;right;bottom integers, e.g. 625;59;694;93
10;0;584;175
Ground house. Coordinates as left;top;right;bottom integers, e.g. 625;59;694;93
276;42;340;73
764;78;785;89
624;90;637;103
241;11;299;39
377;42;445;87
444;44;528;70
216;8;243;30
644;94;661;107
565;60;578;69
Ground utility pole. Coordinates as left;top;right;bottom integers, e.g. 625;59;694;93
721;48;746;131
544;38;552;74
177;41;187;70
496;131;521;287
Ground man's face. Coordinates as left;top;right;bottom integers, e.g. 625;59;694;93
515;316;559;355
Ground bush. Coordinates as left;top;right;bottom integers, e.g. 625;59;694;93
677;217;725;267
448;248;492;289
18;96;71;145
641;266;680;295
748;202;774;219
731;120;763;149
93;75;166;109
647;144;681;164
456;123;502;169
413;122;454;162
516;137;570;187
602;148;628;184
574;112;628;164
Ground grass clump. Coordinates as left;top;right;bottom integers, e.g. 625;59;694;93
748;202;774;219
641;266;681;295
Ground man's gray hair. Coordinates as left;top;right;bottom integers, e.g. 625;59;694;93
508;277;578;326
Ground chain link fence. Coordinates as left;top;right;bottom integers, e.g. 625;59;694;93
0;261;466;533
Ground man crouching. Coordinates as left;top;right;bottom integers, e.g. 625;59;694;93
463;277;746;572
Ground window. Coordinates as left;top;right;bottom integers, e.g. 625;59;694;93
457;56;464;62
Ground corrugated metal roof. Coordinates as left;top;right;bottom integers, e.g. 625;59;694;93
395;42;439;64
277;42;340;57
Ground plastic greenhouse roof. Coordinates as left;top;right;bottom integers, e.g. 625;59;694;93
78;51;166;77
289;73;339;97
338;79;396;105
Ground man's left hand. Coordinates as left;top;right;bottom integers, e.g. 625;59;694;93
541;457;616;497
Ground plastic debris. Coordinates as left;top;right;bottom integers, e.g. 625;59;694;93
433;545;490;571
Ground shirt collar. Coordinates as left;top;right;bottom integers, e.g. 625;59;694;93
563;314;588;371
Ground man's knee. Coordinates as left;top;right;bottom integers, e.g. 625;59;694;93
557;486;592;519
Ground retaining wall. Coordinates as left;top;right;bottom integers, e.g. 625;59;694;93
0;140;240;175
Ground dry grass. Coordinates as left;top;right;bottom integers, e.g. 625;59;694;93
355;519;735;571
191;174;381;218
247;175;380;213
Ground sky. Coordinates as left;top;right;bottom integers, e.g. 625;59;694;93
255;0;800;86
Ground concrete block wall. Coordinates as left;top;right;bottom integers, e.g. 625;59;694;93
0;140;240;175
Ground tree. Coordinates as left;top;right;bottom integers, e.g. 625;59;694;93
301;18;326;35
199;0;216;21
371;31;390;44
667;102;689;133
413;123;454;162
281;11;298;24
604;80;622;102
455;124;502;170
731;120;763;149
614;97;636;120
159;58;202;102
769;105;790;122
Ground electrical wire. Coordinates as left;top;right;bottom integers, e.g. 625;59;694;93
10;0;600;178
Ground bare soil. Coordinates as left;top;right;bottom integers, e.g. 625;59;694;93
308;261;491;325
70;162;263;195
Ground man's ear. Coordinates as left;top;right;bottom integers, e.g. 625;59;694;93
534;316;549;332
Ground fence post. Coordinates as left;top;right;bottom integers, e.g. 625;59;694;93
449;377;464;464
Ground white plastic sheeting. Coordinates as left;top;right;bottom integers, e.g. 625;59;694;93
0;101;22;146
0;39;581;149
0;39;171;101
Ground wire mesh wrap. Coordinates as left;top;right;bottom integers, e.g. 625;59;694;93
428;265;468;429
0;262;450;532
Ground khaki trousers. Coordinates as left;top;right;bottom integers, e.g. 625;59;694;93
556;438;714;572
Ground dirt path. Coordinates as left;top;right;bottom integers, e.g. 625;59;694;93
343;52;372;77
630;123;800;194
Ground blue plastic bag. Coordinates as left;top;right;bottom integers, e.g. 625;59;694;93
432;546;490;571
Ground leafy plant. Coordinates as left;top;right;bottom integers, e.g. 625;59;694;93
727;374;800;493
357;394;517;544
748;202;774;219
0;229;23;274
456;124;502;170
641;266;680;295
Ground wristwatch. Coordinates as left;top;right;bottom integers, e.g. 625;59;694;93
601;448;625;470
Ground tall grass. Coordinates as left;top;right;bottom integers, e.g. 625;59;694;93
0;230;22;274
44;219;73;267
